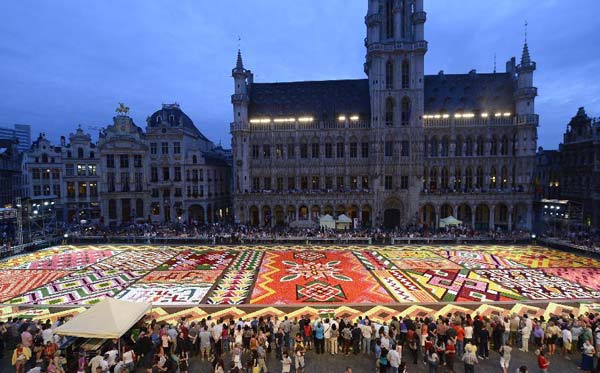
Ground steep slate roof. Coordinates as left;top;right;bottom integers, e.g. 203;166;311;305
248;79;371;120
424;72;515;113
247;73;515;118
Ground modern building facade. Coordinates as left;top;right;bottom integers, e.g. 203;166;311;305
231;0;538;230
0;124;31;152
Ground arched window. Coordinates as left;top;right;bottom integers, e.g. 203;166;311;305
441;137;449;157
155;116;161;123
501;166;508;189
490;167;497;189
430;137;438;157
429;167;438;191
423;166;428;190
77;147;84;159
490;136;498;156
501;135;509;155
90;151;94;158
41;153;48;163
476;166;484;188
455;136;463;156
386;60;394;89
168;114;175;124
465;167;473;189
401;96;410;126
476;136;485;156
385;0;394;39
454;167;462;190
423;137;428;157
385;97;394;126
402;60;410;88
465;137;474;156
441;167;449;189
108;199;117;219
192;155;197;164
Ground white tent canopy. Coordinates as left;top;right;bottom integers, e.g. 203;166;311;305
54;298;151;339
319;214;335;229
439;215;462;228
337;214;352;223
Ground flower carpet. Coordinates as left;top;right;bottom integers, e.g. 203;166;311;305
0;244;598;307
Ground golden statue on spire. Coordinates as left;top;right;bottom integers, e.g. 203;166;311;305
115;102;130;115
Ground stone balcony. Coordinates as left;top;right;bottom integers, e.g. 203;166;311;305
423;114;539;129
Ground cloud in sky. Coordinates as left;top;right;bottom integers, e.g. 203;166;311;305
0;0;598;149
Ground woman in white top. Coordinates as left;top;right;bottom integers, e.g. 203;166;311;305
464;324;474;345
498;341;512;373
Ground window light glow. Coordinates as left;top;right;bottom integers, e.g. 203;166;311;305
463;113;475;118
338;115;346;121
481;113;489;118
503;112;511;117
442;114;450;119
434;114;441;119
298;117;314;122
454;113;462;118
350;115;360;121
494;113;502;117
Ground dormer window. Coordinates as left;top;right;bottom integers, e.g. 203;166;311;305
168;114;175;124
155;116;161;123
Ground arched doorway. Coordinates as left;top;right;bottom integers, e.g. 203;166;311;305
475;204;490;231
286;205;296;223
513;203;529;230
457;204;472;226
324;205;334;216
274;205;284;226
188;204;205;225
299;205;309;220
348;205;359;220
249;205;259;226
383;198;403;229
495;203;509;230
421;204;437;229
335;205;346;217
440;204;453;219
362;204;372;228
262;205;271;226
311;205;321;221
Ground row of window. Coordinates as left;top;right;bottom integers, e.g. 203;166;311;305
66;181;98;198
106;154;143;168
65;148;94;159
32;184;61;197
107;172;144;193
31;168;60;180
149;142;181;155
252;142;372;160
250;175;411;192
425;135;516;157
422;165;517;191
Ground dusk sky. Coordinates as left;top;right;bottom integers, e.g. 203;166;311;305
1;0;599;149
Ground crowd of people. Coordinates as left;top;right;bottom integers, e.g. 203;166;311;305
3;309;600;373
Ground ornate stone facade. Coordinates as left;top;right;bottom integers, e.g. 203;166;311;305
231;0;537;230
559;107;600;227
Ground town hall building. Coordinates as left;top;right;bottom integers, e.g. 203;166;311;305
231;0;538;230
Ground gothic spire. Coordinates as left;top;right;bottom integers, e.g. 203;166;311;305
520;42;531;66
236;49;244;70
